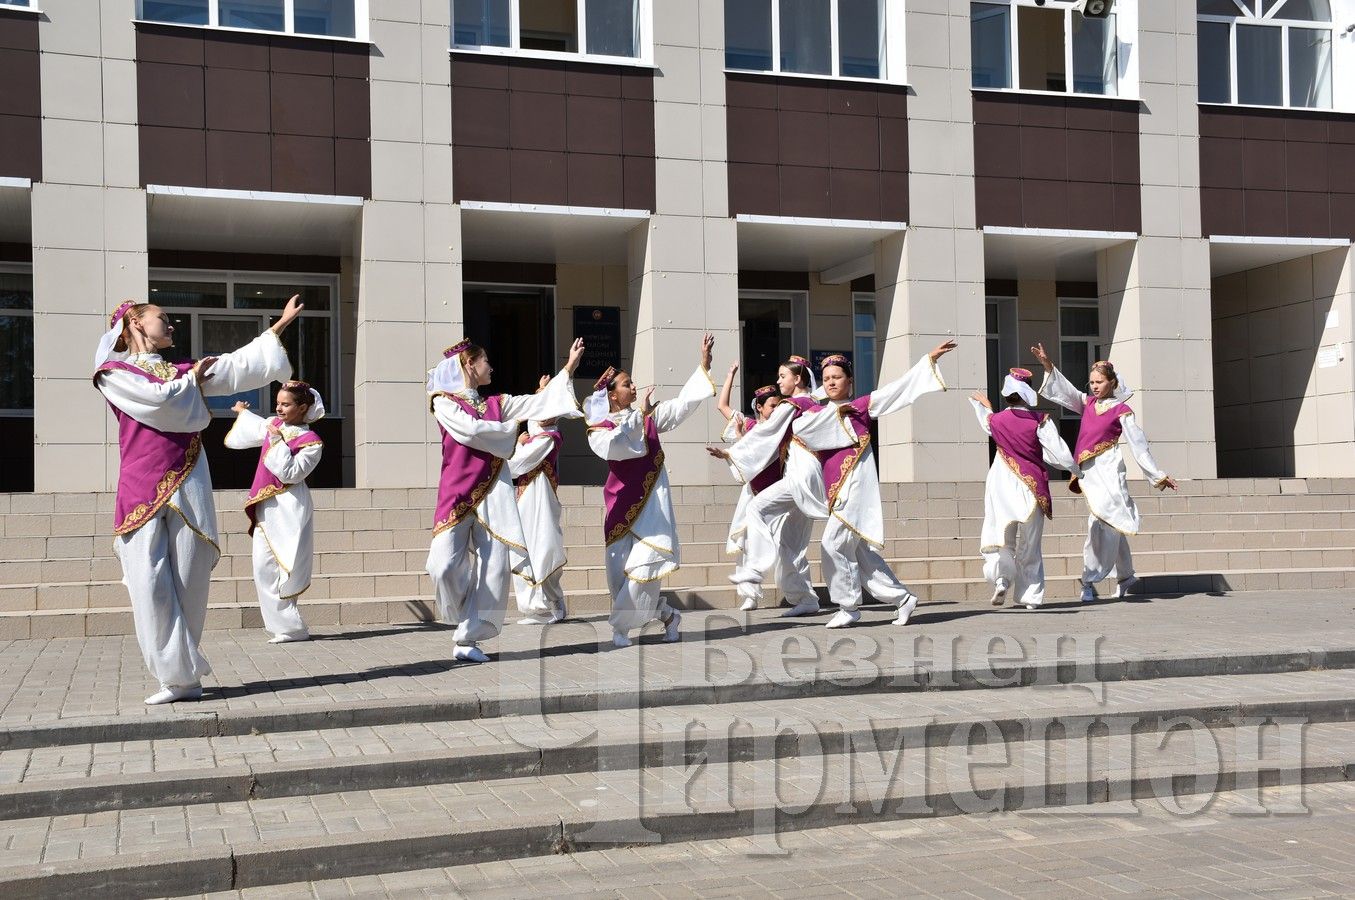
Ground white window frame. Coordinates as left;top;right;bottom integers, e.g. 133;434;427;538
1197;0;1339;111
970;0;1138;99
724;0;906;84
0;263;33;417
148;268;342;417
451;0;654;66
135;0;371;43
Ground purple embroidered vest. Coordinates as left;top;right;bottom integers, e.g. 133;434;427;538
244;419;324;534
432;393;505;536
820;395;872;511
989;407;1053;519
515;430;563;500
94;360;202;536
1074;397;1132;465
743;420;786;495
596;415;665;545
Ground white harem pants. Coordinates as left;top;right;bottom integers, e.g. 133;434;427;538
982;515;1047;606
1082;514;1135;586
728;481;819;607
426;517;510;647
251;527;310;639
821;516;913;611
114;506;217;689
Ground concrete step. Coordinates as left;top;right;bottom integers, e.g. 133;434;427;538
4;668;1354;821
1;709;1350;895
7;543;1355;613
6;526;1355;583
6;562;1355;638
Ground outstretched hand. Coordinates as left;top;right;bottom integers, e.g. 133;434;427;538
192;356;218;382
231;400;250;413
565;337;586;375
270;294;304;334
970;390;992;411
1158;476;1179;492
1030;342;1053;372
641;386;656;417
700;333;714;370
705;446;730;460
929;339;958;362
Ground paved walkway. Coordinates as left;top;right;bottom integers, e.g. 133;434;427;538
189;781;1355;899
2;591;1354;727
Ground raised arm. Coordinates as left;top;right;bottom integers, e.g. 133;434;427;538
716;361;739;422
867;341;954;418
499;366;581;422
653;364;717;433
721;401;793;478
224;406;269;449
586;414;650;461
1121;412;1176;490
431;395;521;459
1036;415;1078;474
1031;342;1086;414
96;368;210;433
969;392;994;437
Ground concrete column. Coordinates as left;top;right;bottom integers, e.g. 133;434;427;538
873;0;987;483
354;2;461;488
1098;3;1216;480
626;0;738;485
32;0;146;492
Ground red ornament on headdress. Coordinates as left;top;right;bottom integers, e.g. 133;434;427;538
1008;367;1033;383
753;384;778;403
109;300;142;329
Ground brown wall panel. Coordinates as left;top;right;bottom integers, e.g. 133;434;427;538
972;92;1140;233
726;73;908;223
148;249;341;271
136;24;370;198
1199;106;1355;240
0;9;40;181
451;54;656;210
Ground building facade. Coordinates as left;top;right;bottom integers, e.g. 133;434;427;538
1;0;1353;493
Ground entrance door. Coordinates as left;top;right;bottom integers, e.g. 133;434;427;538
463;284;555;397
739;294;796;411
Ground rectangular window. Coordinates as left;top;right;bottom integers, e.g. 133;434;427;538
1288;26;1332;108
0;269;33;413
0;0;37;7
1017;5;1065;92
779;0;831;75
149;270;340;416
970;2;1011;89
138;0;363;39
1236;23;1284;106
852;294;876;396
726;0;885;80
1197;19;1232;103
1071;13;1116;95
454;0;643;59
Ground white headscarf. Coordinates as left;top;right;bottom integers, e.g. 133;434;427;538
283;381;326;424
1000;368;1038;407
584;377;611;426
426;339;473;396
93;300;144;371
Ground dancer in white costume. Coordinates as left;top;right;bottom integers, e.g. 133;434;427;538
713;364;811;612
1031;344;1178;602
709;356;822;617
511;376;580;625
969;368;1079;610
793;341;956;629
94;295;302;704
225;381;327;642
586;334;716;648
425;338;586;663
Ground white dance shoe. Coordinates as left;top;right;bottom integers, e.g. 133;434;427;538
663;610;683;642
739;597;758;612
825;609;861;629
268;632;309;644
1115;576;1140;598
453;645;490;663
144;683;203;706
1078;583;1097;603
517;615;550;625
780;599;822;618
892;593;919;626
611;629;633;648
990;580;1009;607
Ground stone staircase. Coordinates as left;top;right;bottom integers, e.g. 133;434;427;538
1;597;1355;896
2;478;1355;638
